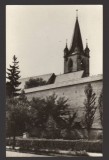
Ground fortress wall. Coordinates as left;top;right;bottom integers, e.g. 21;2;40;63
25;75;103;129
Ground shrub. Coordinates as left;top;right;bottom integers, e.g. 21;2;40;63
24;78;47;89
6;138;102;153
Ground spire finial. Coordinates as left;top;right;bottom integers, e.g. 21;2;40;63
66;39;68;47
76;9;78;19
86;39;88;47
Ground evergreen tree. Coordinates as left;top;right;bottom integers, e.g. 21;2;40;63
6;55;21;97
18;89;28;103
83;83;97;139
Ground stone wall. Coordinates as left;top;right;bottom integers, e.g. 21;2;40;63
25;74;103;129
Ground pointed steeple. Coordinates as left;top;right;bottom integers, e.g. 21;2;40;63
70;11;83;54
76;9;78;20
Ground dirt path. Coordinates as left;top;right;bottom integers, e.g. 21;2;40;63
6;151;51;157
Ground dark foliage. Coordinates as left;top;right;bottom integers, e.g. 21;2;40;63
6;90;30;148
24;78;47;89
6;138;102;153
27;97;47;137
83;83;97;138
29;93;71;138
63;112;81;139
44;94;69;128
28;93;81;139
6;55;21;97
18;89;28;103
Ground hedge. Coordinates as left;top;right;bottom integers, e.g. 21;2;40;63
6;138;102;153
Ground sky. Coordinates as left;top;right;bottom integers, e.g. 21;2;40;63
6;5;103;78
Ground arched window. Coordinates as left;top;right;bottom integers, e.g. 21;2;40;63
68;58;73;72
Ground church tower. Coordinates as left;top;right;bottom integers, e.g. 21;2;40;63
64;11;90;77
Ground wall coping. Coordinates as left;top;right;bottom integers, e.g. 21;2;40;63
24;74;103;94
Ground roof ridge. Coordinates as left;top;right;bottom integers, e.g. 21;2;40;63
20;73;54;80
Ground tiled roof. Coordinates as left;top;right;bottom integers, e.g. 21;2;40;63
24;74;103;94
55;70;84;84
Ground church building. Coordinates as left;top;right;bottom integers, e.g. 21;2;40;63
20;13;103;138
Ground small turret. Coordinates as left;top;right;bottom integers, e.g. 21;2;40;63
84;39;90;57
64;40;69;58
